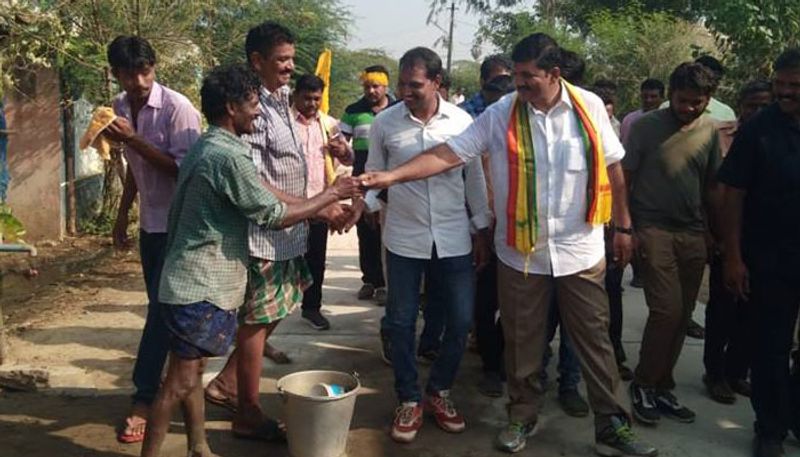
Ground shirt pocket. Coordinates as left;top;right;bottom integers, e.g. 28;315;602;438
555;139;588;218
561;139;587;172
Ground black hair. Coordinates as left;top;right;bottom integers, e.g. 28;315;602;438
511;33;561;70
201;63;261;124
363;64;390;75
480;54;513;82
483;74;514;94
560;49;585;86
695;55;724;78
668;62;717;97
440;70;452;90
738;79;772;104
107;35;156;70
295;74;325;93
245;21;295;63
774;49;800;73
592;79;617;105
640;78;665;97
399;47;443;80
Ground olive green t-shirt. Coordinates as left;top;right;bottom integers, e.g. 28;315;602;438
622;108;722;232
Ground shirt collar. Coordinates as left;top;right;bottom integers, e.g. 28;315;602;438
527;81;573;115
207;125;248;148
144;82;164;109
402;95;451;123
293;108;320;125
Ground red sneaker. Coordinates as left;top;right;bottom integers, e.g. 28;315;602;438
423;390;465;433
390;402;423;443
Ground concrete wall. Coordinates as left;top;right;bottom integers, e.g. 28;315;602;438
4;68;65;242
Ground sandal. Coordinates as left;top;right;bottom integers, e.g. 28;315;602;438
232;417;287;442
117;415;147;444
204;379;238;413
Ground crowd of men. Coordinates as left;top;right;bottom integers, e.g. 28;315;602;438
100;19;800;457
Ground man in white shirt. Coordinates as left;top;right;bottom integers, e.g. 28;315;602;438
357;47;491;444
361;33;656;457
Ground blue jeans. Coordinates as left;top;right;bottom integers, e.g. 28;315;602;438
131;230;169;405
540;296;582;393
418;274;446;354
386;247;474;402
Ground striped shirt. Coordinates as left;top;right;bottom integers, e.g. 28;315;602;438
243;85;308;261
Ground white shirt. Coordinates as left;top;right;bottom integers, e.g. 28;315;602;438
366;98;491;259
447;83;625;276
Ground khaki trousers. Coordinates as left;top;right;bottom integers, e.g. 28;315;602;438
498;259;628;429
634;226;707;390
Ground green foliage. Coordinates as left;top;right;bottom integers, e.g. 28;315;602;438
0;203;26;243
448;60;481;98
586;5;718;113
704;1;800;92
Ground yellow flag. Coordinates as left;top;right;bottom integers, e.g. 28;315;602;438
315;49;336;184
315;49;332;114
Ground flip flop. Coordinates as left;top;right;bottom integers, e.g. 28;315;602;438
232;417;287;443
116;416;147;444
263;343;291;365
204;380;238;413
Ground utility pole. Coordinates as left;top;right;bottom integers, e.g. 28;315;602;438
446;1;455;74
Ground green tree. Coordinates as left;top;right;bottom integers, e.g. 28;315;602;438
448;60;481;98
703;1;800;86
586;6;718;113
0;0;353;232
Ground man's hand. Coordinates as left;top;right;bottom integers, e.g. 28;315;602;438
359;171;396;190
317;203;351;233
472;230;491;273
612;231;633;268
328;176;363;200
104;118;136;143
326;135;351;162
342;198;366;233
112;212;132;250
724;255;750;301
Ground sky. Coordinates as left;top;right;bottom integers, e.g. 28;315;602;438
343;0;489;62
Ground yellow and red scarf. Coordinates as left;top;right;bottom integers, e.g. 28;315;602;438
506;79;612;255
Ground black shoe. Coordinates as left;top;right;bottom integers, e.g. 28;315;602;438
753;436;785;457
729;378;752;397
302;310;330;331
357;283;375;300
416;348;439;364
654;390;695;423
686;319;705;339
477;371;504;398
630;383;660;425
558;388;589;417
619;363;634;382
379;328;392;366
704;375;736;404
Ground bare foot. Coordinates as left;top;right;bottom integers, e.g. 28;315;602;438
188;444;221;457
263;342;291;364
117;402;148;443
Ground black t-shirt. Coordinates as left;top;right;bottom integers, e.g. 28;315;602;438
717;103;800;271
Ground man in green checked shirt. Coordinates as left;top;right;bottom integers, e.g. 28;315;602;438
139;63;359;457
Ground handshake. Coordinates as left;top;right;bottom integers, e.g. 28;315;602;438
317;172;396;233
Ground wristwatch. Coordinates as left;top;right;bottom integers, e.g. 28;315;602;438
614;226;634;235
